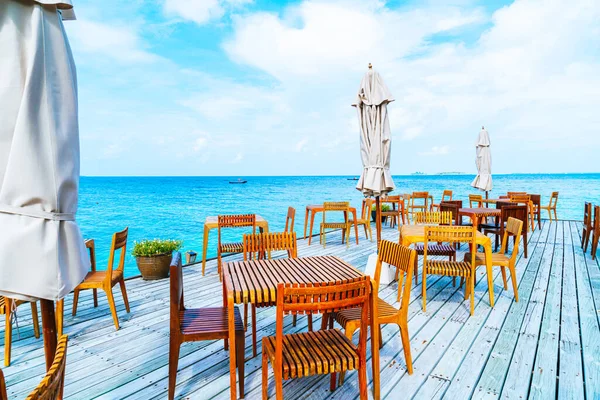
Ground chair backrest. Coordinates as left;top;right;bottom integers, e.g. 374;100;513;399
170;252;184;331
500;205;528;234
218;214;257;248
584;202;593;227
594;205;600;234
382;195;402;214
424;226;477;266
410;192;429;208
502;217;524;262
377;241;415;316
549;192;559;207
413;212;453;225
507;192;527;197
441;190;453;202
243;232;297;260
0;368;6;400
274;277;371;367
106;227;128;277
25;335;68;400
323;201;350;224
469;194;483;208
509;194;530;203
285;207;295;232
361;198;375;219
440;201;462;225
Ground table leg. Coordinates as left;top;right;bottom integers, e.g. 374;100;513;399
202;224;210;276
303;207;310;239
353;210;359;245
484;240;495;307
370;281;380;400
308;210;318;245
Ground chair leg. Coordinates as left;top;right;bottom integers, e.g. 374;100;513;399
510;264;519;302
292;314;297;327
469;275;475;315
105;287;120;330
330;372;337;391
119;279;130;313
357;355;368;400
168;336;181;400
236;332;245;398
244;303;249;330
56;299;64;337
252;305;258;358
4;301;12;367
378;325;383;350
30;302;40;339
93;288;98;308
72;288;80;316
524;233;528;258
500;266;508;290
399;323;413;375
321;313;329;330
422;273;427;312
262;348;269;400
307;314;313;332
275;352;284;400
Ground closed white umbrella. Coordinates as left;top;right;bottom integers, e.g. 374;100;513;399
0;0;87;364
471;126;493;194
353;64;395;244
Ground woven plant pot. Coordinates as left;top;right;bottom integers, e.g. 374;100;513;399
136;253;171;280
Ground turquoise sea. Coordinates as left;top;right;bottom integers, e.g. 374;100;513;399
78;174;600;278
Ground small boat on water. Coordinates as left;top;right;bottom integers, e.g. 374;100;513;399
347;177;360;181
229;179;247;184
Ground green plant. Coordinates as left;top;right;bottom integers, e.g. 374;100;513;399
371;204;391;212
132;239;183;257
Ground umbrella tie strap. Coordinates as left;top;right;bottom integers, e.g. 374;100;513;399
0;204;75;221
363;165;387;169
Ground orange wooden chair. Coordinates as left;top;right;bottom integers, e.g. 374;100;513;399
242;232;304;357
468;194;483;208
509;194;536;232
217;214;256;278
168;252;245;400
262;276;371;399
1;297;40;367
582;202;593;252
284;207;295;232
350;198;375;240
381;195;406;228
540;192;559;221
332;241;416;384
507;191;526;197
465;217;523;301
320;202;352;247
72;228;130;330
431;190;453;212
1;334;69;400
412;211;456;285
423;226;477;315
591;205;599;260
408;191;429;221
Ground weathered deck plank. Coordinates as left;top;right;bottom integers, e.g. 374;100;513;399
1;220;598;400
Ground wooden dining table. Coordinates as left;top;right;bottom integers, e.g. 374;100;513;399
458;207;501;227
399;224;496;308
222;255;381;400
201;215;269;276
302;205;359;245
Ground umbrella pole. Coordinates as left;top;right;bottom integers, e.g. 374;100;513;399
376;196;382;248
40;299;57;371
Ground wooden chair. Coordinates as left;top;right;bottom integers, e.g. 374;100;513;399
540;192;559;222
72;229;130;330
350;198;374;240
469;194;483;208
431;190;453;212
284;207;295;232
169;252;244;400
320;202;352;248
9;334;68;400
332;241;416;384
261;276;371;400
412;212;456;285
1;297;40;367
509;194;536;232
592;205;599;260
242;232;305;357
413;211;453;225
381;195;405;228
484;205;529;258
465;217;523;302
440;200;463;226
582;202;593;252
408;192;429;221
422;226;477;315
218;214;256;278
507;191;526;197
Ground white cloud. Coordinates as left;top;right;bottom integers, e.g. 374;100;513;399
66;20;158;63
164;0;253;25
295;138;309;152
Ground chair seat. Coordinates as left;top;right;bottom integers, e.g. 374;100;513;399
464;252;510;267
425;261;472;277
180;307;243;336
220;242;244;253
321;222;349;229
415;244;456;256
348;218;369;224
334;297;397;327
79;270;123;285
263;328;358;380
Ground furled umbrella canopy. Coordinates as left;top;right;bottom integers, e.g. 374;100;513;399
353;66;395;197
0;0;88;302
471;126;493;192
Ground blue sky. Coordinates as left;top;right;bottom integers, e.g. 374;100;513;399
66;0;600;176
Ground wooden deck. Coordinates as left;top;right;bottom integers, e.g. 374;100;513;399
1;220;599;399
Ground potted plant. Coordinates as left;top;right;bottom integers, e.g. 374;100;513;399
132;239;183;280
371;203;390;223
